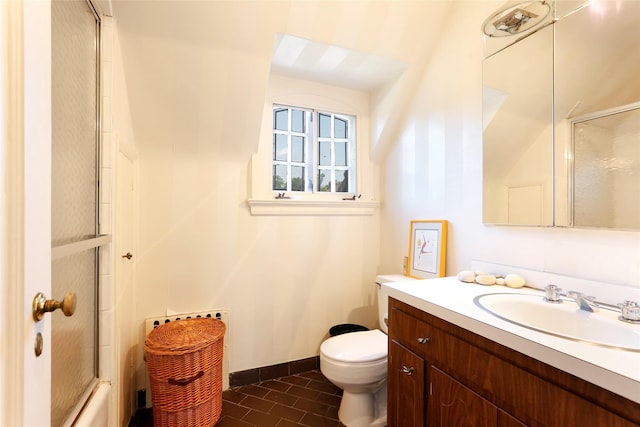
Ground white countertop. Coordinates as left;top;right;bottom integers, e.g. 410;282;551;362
383;276;640;404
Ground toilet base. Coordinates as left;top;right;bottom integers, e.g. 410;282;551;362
338;385;387;427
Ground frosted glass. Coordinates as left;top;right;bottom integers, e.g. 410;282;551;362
52;0;98;247
573;107;640;229
51;250;97;427
51;0;99;425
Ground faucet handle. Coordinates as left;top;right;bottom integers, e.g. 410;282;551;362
543;284;563;303
618;301;640;323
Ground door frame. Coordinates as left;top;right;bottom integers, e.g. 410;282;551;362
1;0;52;426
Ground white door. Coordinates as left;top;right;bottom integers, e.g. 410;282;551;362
12;1;53;425
1;1;102;425
116;151;136;425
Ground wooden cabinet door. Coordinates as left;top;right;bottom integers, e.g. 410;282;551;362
427;366;497;427
388;340;426;427
498;410;527;427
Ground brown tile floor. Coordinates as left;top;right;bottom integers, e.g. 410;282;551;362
129;370;347;427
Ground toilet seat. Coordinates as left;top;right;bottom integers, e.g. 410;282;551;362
320;329;387;363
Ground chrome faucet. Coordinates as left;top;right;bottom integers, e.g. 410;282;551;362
543;284;564;303
566;291;599;313
543;285;599;313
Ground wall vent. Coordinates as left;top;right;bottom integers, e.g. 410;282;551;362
143;309;230;408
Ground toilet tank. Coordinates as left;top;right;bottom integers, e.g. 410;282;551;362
376;274;414;334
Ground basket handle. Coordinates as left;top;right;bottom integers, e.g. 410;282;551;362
168;370;204;386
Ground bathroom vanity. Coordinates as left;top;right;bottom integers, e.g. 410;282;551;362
385;278;640;427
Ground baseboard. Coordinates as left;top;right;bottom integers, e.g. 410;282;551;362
228;356;320;387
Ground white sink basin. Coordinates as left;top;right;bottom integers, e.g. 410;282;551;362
474;293;640;351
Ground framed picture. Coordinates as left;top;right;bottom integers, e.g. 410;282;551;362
407;220;448;279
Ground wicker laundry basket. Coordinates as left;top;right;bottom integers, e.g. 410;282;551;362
144;317;226;427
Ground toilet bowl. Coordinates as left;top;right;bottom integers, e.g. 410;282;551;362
319;275;413;427
320;329;388;427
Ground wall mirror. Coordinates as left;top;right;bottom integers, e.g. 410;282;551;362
482;24;553;226
483;0;640;229
554;0;640;229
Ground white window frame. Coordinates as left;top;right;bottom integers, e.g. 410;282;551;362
272;105;313;192
248;74;378;216
272;105;356;195
316;110;356;194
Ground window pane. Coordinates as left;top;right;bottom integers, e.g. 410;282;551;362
334;117;347;138
318;169;331;192
291;166;304;191
274;108;288;131
335;170;349;192
274;134;288;161
292;109;305;133
273;164;287;190
319;113;331;138
319;141;331;166
335;141;347;166
291;136;304;163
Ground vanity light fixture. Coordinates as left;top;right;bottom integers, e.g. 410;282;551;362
495;9;538;33
482;0;552;37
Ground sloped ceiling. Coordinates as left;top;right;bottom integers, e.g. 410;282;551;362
110;0;454;158
270;33;408;93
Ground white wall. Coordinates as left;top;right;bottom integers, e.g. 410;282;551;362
127;32;383;377
109;0;453;385
380;1;640;296
135;142;381;374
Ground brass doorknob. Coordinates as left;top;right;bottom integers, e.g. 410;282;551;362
32;292;77;322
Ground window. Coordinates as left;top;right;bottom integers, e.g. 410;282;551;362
272;105;356;194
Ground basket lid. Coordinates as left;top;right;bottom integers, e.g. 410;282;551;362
144;318;226;355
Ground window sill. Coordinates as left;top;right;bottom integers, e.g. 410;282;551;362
247;199;379;216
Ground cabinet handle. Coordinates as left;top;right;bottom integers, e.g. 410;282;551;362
402;366;414;376
418;337;430;344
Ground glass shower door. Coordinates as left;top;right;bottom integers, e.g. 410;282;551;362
51;0;103;425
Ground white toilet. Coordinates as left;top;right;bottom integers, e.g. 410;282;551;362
320;274;413;427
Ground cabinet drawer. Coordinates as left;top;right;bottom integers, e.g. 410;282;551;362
389;307;439;358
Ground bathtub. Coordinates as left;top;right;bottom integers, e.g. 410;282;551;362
73;383;111;427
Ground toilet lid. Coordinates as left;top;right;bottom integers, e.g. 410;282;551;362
321;329;387;363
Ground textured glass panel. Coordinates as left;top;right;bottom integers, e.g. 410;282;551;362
573;107;640;229
319;113;331;138
334;117;347;138
319;141;331;166
273;165;287;190
51;249;96;427
318;169;331;192
51;2;99;425
335;141;347;166
51;0;98;247
291;166;304;191
274;134;288;161
335;170;349;192
292;109;305;133
274;108;288;131
291;136;304;163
